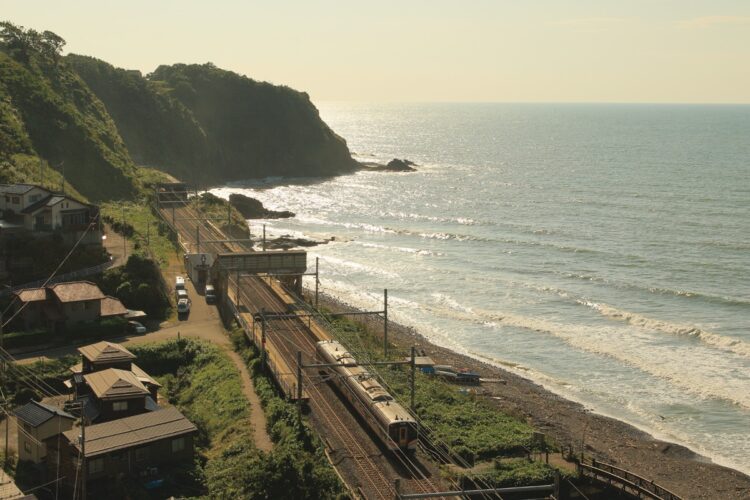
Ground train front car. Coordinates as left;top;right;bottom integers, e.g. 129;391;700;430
316;340;418;452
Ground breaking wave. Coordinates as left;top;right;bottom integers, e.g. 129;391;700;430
582;302;750;359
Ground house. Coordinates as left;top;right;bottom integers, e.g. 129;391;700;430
0;184;101;245
66;342;161;423
0;184;54;214
46;407;197;497
12;281;129;331
13;400;75;464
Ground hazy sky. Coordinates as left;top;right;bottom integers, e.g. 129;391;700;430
4;1;750;103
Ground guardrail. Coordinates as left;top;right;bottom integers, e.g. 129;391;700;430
579;459;682;500
0;260;114;297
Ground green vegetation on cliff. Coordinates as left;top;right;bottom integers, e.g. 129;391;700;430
68;57;358;185
1;21;358;202
0;22;137;200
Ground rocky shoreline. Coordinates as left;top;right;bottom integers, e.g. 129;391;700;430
312;291;750;500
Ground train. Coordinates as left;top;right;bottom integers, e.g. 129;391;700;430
316;340;418;452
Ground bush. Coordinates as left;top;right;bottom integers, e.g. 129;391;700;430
2;329;50;349
98;254;170;318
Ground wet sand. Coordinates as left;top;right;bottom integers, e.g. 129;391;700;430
314;291;750;500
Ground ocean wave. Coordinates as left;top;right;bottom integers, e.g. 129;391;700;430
581;302;750;359
473;310;750;410
356;241;444;256
376;291;750;409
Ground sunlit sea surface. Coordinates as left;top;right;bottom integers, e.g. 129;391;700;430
212;103;750;474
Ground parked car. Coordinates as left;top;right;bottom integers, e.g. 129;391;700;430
175;276;186;291
205;285;216;304
127;320;147;334
177;298;191;315
176;289;189;302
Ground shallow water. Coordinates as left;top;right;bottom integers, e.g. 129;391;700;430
212;102;750;474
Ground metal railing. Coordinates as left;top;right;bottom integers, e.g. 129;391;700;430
578;459;682;500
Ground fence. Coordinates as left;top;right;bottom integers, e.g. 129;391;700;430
578;459;682;500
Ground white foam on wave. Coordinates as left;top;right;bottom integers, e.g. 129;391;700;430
356;241;444;256
316;254;401;280
378;291;750;410
583;301;750;359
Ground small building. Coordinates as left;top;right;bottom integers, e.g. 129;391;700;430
184;253;216;289
77;341;137;373
0;184;98;233
11;282;129;331
67;342;161;423
13;400;75;464
46;407;197;497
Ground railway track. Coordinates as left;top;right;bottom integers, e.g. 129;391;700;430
154;191;445;498
233;275;445;499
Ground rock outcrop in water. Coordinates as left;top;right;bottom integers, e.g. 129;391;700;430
360;158;418;172
229;193;295;219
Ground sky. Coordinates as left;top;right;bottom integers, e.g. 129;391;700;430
3;0;750;103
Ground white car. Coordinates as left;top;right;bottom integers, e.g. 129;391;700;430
177;298;191;314
128;321;147;334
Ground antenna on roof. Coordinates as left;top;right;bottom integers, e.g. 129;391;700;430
59;161;65;195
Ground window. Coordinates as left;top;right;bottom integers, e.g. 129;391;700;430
88;457;104;474
135;447;149;462
113;401;128;412
29;194;40;203
24;441;31;453
11;196;19;204
171;437;185;453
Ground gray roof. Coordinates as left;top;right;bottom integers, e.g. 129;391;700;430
64;407;196;457
0;184;38;195
14;400;74;427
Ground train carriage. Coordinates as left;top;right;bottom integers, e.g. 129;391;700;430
316;340;418;452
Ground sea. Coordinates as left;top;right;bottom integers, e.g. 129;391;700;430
211;102;750;474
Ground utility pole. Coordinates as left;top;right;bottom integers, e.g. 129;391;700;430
146;222;150;246
38;158;43;184
80;412;87;500
383;289;389;358
227;202;231;225
235;271;240;306
172;206;175;226
410;346;416;410
314;257;319;310
296;351;303;425
262;224;266;252
196;226;200;254
121;205;127;259
260;308;267;363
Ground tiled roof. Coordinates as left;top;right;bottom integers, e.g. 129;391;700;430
63;407;197;457
100;296;128;317
78;341;135;363
49;281;105;303
14;400;74;427
14;288;47;303
83;368;149;400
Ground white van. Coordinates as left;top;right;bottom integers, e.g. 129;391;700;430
175;276;186;291
176;289;189;302
205;285;216;304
